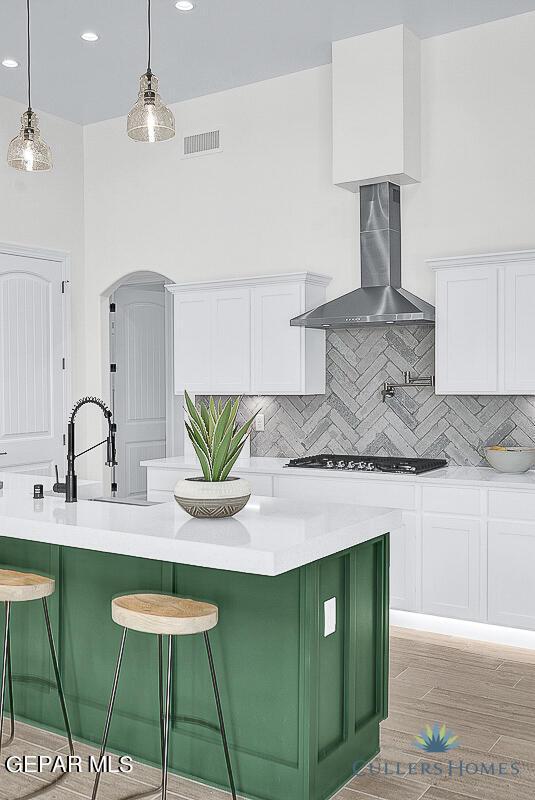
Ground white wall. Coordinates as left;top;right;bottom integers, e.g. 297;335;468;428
81;65;357;476
404;11;535;301
0;95;86;454
41;9;535;476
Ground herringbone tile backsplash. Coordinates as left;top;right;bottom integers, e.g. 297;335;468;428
204;327;535;466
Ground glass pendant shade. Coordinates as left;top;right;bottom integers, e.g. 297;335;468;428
127;72;175;142
7;110;52;171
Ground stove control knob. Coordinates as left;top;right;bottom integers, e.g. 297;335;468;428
366;462;375;471
346;461;356;469
325;460;334;468
336;460;347;469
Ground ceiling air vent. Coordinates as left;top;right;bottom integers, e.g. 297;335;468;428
183;129;222;158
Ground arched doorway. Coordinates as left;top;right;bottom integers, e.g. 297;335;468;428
103;271;181;498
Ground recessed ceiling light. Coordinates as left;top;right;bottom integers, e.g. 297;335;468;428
2;58;19;68
81;31;99;42
175;1;194;11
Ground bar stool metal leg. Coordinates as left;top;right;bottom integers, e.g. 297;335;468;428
203;632;237;800
161;635;173;800
0;602;11;756
91;627;128;800
5;628;15;747
42;598;75;756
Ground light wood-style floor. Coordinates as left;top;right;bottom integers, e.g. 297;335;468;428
2;626;535;800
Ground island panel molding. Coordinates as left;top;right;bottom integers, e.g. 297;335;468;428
0;534;390;800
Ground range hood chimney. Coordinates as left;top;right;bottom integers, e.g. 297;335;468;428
291;182;435;328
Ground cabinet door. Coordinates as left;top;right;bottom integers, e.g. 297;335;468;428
504;262;535;393
173;292;212;393
252;284;304;394
390;513;418;612
488;521;535;629
422;515;482;620
435;266;499;394
211;288;251;392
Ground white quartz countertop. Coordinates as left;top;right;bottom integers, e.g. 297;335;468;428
141;456;535;491
0;472;400;576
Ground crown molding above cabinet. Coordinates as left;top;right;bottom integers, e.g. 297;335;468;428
167;272;331;396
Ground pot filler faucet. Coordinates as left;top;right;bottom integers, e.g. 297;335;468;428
53;397;117;503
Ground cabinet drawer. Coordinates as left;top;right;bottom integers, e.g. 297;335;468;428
275;475;416;510
489;490;535;521
423;486;481;516
146;468;273;497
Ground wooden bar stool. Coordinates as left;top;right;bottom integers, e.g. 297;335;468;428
91;593;237;800
0;569;74;756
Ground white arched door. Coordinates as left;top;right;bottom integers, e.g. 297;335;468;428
0;251;66;475
111;282;167;497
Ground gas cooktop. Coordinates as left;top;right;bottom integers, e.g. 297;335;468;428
285;455;448;475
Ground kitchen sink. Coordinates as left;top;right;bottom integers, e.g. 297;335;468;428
88;496;163;506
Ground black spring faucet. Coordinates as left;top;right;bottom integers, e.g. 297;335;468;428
55;397;117;503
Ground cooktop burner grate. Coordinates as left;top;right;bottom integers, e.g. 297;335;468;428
285;455;448;475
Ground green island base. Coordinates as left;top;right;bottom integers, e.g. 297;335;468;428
0;533;389;800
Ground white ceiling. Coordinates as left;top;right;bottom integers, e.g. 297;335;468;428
1;0;535;124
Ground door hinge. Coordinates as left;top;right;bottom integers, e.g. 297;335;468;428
62;358;66;370
109;302;116;313
61;280;69;294
63;434;66;446
110;363;117;373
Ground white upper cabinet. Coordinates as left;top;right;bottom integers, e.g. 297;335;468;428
332;25;421;191
173;291;213;393
168;272;330;396
430;251;535;395
212;288;251;393
503;263;535;393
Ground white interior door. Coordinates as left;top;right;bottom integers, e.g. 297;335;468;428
0;251;65;476
112;283;167;497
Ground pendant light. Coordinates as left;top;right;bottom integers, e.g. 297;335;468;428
127;0;175;142
7;0;52;171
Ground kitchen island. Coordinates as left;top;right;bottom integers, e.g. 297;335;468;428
0;471;400;800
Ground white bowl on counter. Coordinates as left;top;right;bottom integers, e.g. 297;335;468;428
484;446;535;474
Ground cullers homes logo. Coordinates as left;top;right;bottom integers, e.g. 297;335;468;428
414;723;459;753
353;722;521;779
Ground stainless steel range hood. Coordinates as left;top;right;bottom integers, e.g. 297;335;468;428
291;182;435;328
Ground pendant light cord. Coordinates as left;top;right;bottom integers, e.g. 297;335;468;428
147;0;152;75
26;0;32;111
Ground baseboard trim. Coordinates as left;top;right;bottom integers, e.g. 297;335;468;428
390;610;535;650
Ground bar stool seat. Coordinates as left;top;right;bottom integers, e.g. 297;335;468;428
0;568;74;760
0;570;55;602
93;592;237;800
112;594;218;635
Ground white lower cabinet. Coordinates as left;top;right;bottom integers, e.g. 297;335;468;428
145;464;535;631
389;513;418;612
488;521;535;630
422;515;482;621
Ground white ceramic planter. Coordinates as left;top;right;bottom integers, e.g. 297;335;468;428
174;476;251;518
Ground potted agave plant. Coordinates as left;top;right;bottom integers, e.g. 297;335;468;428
174;391;257;518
